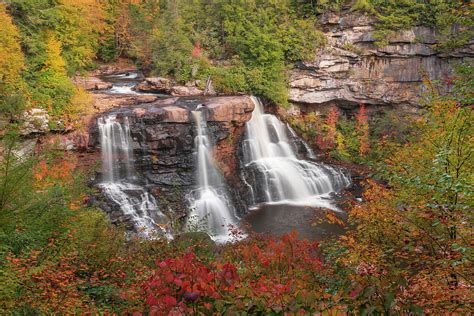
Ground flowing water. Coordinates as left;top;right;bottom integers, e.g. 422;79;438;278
242;97;351;208
103;72;149;95
187;110;240;243
98;114;169;237
109;83;140;95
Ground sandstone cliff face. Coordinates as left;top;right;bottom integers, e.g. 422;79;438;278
289;10;473;113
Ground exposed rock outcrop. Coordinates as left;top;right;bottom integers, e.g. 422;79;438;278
136;77;216;96
290;9;473;112
20;108;49;135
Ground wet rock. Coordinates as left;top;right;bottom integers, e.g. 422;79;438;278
88;95;254;227
73;76;113;90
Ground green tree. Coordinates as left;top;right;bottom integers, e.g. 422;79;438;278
32;33;76;117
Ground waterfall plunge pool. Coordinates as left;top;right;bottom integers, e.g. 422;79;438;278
245;203;347;240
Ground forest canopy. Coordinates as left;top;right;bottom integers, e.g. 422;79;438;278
1;0;472;113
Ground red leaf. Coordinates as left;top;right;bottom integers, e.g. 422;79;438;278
163;295;177;306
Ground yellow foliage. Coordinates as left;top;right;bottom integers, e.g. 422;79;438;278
65;87;93;125
43;33;67;73
57;0;108;69
0;4;26;95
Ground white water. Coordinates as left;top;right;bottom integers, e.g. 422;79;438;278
98;114;168;237
242;97;351;208
106;72;139;79
98;115;133;181
109;84;139;95
187;111;240;243
287;123;316;159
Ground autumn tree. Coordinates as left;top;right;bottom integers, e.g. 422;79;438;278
355;104;369;156
0;4;27;119
334;66;473;314
32;33;76;117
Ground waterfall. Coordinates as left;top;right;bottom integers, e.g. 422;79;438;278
187;110;239;242
98;114;168;237
242;97;351;207
287;123;316;159
98;115;133;182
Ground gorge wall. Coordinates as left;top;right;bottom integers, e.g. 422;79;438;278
289;9;473;114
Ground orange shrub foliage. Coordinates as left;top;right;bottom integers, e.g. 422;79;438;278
355;104;369;156
33;153;77;189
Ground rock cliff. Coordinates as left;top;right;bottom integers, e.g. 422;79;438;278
289;9;473;113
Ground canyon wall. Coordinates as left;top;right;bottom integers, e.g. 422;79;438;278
290;9;473;114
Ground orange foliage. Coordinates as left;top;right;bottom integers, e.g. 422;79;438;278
34;153;77;189
355;103;369;156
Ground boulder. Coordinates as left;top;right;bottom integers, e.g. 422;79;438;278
205;96;255;122
73;76;113;90
170;85;204;96
135;77;172;93
161;106;190;123
136;77;215;96
92;93;159;112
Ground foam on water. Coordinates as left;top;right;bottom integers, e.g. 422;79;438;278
242;97;351;207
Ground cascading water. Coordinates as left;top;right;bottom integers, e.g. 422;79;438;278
187;110;239;242
109;84;139;95
242;97;351;209
287;123;316;159
98;114;168;237
99;115;133;181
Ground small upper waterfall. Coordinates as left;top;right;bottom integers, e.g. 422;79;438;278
242;97;351;207
98;114;168;237
187;110;239;242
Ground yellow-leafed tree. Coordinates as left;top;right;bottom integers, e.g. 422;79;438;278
34;32;75;117
0;4;27;118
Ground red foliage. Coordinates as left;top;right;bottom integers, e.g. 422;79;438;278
355;103;369;156
316;106;339;154
34;153;77;188
144;252;225;314
143;232;326;314
191;42;202;57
